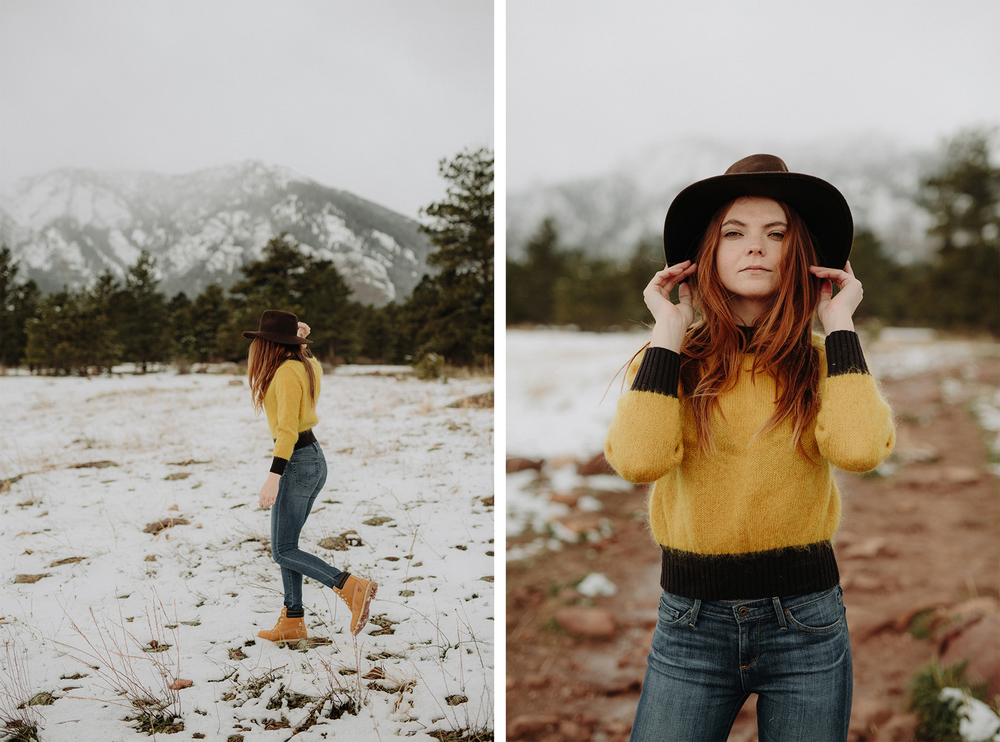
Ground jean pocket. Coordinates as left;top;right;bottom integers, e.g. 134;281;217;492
784;587;844;634
657;593;693;628
290;459;321;489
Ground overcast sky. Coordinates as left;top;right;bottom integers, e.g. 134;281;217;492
0;0;494;219
507;0;1000;191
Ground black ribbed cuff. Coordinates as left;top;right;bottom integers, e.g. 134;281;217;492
285;607;304;618
825;331;869;376
630;347;681;397
270;457;288;476
660;542;840;600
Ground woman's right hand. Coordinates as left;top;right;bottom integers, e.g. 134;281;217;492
644;261;697;352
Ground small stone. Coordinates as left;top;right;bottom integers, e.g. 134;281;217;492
14;574;50;584
559;719;591;741
506;458;543;473
943;466;982;485
508;714;559;738
555;607;616;639
143;518;190;534
577;452;612;476
550;491;580;507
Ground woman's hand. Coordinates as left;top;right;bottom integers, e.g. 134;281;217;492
809;261;862;334
644;261;698;352
297;322;311;339
259;472;280;509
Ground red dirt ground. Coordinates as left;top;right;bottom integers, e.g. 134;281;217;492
506;355;1000;742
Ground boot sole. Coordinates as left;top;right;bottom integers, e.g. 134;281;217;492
352;581;378;636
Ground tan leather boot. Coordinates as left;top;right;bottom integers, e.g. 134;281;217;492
257;608;308;642
332;574;378;636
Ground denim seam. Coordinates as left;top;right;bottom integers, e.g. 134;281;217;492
740;618;761;671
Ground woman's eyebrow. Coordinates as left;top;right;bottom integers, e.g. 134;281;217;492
720;219;788;229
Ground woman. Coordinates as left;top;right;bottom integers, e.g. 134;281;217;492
604;155;895;741
244;309;377;640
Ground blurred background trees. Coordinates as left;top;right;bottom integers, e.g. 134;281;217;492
0;148;495;375
507;128;999;336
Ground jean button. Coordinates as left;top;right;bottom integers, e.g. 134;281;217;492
737;606;749;616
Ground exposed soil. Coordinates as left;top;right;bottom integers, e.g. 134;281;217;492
506;355;1000;742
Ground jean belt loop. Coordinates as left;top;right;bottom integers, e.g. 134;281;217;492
688;599;702;628
773;596;787;630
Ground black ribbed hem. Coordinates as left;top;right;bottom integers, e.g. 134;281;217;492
825;331;869;376
270;457;288;476
294;429;317;450
334;572;350;590
285;607;304;618
630;347;681;397
659;541;840;600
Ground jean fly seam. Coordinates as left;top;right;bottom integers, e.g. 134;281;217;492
740;618;761;673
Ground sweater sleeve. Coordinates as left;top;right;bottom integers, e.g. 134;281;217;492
604;347;685;484
815;332;895;472
270;366;302;475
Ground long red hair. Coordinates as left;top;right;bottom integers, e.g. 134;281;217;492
681;198;823;455
247;337;318;415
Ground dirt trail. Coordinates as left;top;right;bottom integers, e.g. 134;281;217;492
506;354;999;742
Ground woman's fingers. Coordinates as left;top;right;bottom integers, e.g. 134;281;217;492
650;261;697;292
809;263;859;289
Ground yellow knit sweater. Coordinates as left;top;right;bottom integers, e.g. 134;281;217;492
263;357;321;465
604;330;895;599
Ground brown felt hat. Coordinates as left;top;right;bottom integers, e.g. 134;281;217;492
243;310;311;345
663;154;853;269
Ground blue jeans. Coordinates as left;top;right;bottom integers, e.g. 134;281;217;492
630;586;852;742
270;442;345;612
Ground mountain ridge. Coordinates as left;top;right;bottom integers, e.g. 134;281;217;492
507;134;942;265
0;160;433;304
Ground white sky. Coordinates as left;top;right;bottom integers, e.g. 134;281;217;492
507;0;1000;190
0;0;494;219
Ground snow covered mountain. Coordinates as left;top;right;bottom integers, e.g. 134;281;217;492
507;134;941;265
0;161;433;304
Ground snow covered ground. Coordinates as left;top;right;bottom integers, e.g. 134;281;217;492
506;328;1000;543
1;366;494;740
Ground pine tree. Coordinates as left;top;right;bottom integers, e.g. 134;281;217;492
86;269;124;373
916;128;1000;334
24;289;84;374
223;234;359;363
119;251;169;372
0;246;40;370
507;217;565;325
406;147;494;366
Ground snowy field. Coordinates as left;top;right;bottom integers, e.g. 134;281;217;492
506;328;1000;543
1;366;494;740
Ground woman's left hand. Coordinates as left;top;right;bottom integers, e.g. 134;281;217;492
259;473;280;509
297;322;311;339
809;261;862;333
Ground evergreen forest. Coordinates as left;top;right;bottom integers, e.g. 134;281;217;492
0;148;494;376
508;129;1000;337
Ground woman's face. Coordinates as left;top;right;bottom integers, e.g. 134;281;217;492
714;197;787;322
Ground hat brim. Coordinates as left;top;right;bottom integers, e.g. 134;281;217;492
243;331;312;345
663;172;853;269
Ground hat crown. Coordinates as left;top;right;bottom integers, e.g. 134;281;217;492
724;154;789;175
259;310;298;336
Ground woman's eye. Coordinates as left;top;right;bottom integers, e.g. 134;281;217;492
769;232;785;240
723;230;741;238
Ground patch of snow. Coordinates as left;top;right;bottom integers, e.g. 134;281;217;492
576;573;618;598
107;229;142;268
371;230;402;255
321;209;364;251
0;367;494;740
939;688;1000;742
